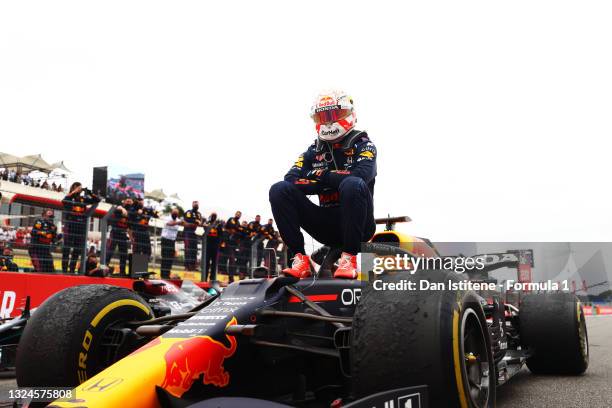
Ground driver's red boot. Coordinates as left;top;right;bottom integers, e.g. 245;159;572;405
283;253;313;279
334;252;358;279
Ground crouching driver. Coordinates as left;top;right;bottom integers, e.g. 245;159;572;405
269;90;376;279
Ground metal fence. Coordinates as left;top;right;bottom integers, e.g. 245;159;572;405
0;206;96;276
1;198;287;282
99;214;288;282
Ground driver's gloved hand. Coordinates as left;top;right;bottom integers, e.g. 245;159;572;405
305;169;327;181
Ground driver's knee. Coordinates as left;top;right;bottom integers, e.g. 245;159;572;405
339;176;368;200
269;180;294;204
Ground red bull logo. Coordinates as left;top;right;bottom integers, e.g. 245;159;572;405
161;317;238;397
318;95;335;107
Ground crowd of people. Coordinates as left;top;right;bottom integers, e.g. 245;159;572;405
157;202;281;281
2;181;113;275
0;226;21;245
105;195;159;276
4;90;377;283
0;226;33;271
1;169;64;192
0;225;32;272
1;181;282;282
0;226;34;250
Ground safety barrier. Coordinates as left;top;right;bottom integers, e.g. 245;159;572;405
583;305;612;316
1;203;97;276
98;209;287;282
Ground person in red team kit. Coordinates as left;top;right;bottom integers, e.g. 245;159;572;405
269;90;377;279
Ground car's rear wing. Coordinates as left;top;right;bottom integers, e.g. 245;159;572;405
446;249;534;282
471;250;534;273
375;215;411;231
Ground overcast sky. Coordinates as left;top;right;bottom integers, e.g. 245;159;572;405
1;1;611;241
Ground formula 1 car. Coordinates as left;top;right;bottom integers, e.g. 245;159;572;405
15;217;589;408
0;273;214;374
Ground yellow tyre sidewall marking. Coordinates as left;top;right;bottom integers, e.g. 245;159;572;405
452;308;469;408
78;299;151;383
91;299;151;327
576;300;588;360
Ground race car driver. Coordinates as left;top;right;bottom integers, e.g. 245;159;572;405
269;90;376;279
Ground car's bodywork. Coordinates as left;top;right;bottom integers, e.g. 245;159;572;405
13;217;588;408
43;228;507;407
0;273;212;373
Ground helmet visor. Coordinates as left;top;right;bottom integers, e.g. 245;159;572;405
312;108;352;124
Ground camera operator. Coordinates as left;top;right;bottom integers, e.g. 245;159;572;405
61;182;100;273
161;207;182;279
29;209;57;272
0;246;18;272
203;212;221;282
106;201;130;275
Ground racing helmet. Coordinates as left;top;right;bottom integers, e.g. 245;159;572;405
310;90;356;142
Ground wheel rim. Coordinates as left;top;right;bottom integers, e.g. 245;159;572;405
461;309;490;407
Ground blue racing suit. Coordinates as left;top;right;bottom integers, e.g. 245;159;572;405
269;130;377;255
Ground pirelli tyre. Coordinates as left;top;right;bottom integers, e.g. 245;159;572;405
351;269;495;408
519;292;589;375
17;284;153;388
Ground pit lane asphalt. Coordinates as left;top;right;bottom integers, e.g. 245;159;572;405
497;315;612;408
1;316;610;407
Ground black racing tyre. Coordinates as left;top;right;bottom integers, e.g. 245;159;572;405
351;270;495;408
519;292;588;375
17;284;153;388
